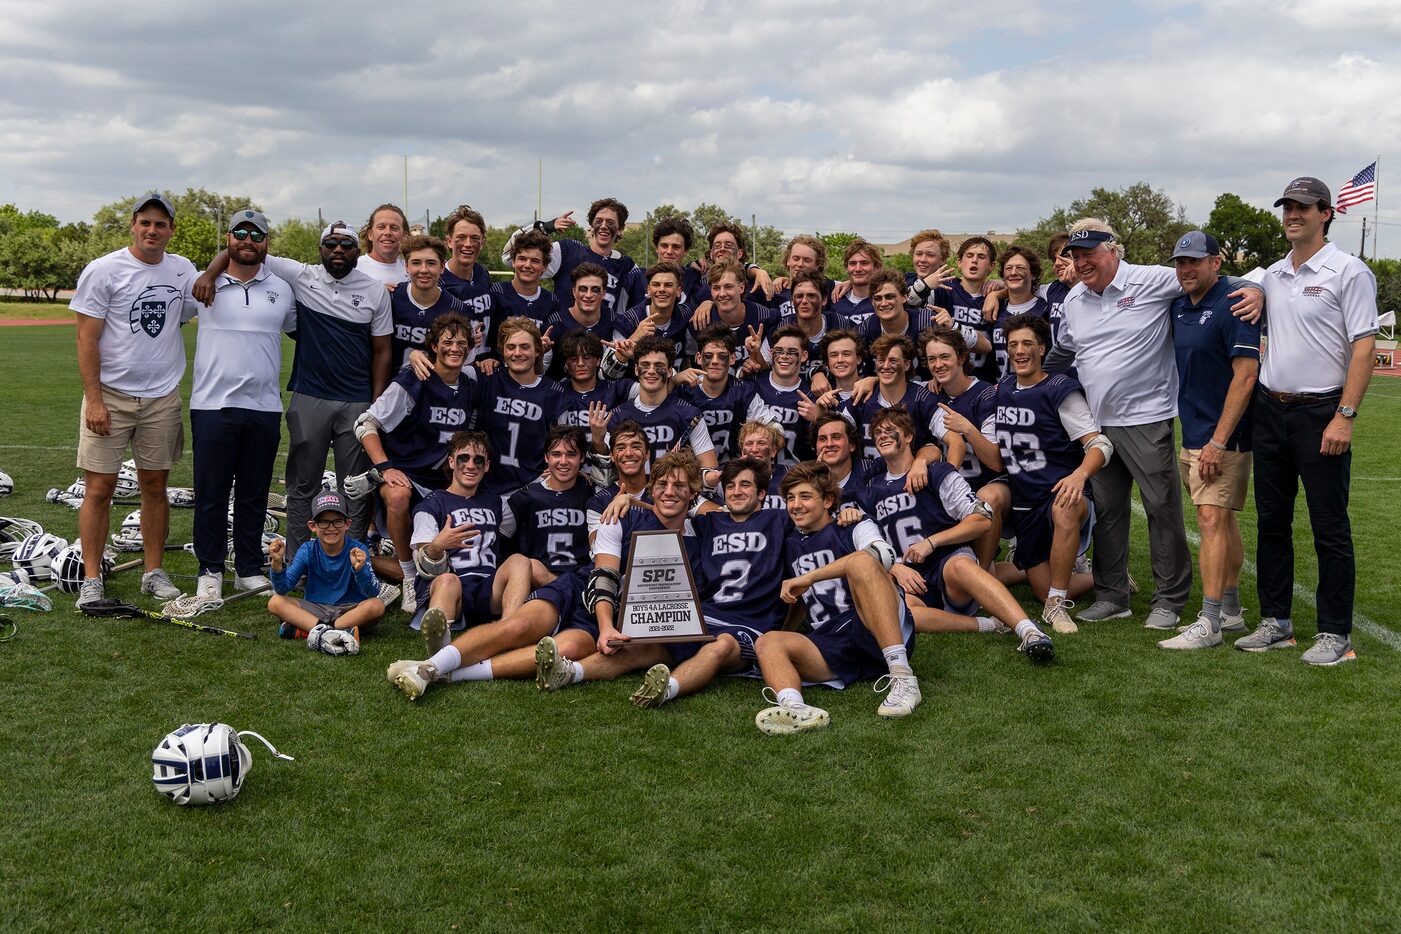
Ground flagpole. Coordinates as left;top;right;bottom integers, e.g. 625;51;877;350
1373;153;1380;260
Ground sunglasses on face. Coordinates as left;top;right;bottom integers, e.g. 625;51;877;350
231;229;267;243
454;453;488;468
323;238;357;250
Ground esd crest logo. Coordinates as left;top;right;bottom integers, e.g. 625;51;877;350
129;285;184;338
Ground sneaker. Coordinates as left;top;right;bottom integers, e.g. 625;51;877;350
343;467;383;501
391;661;438;700
278;622;298;640
401;580;418;615
196;572;223;603
630;663;672;709
1158;617;1223;650
1042;596;1078;634
377;582;401;607
234;574;271;593
421;607;450;656
1234;618;1296;653
1018;630;1056;663
76;577;105;609
140;568;182;601
1072;553;1091;576
755;701;830;735
1300;632;1356;667
1143;608;1180;631
1076;600;1131;622
875;669;922;719
535;636;574;693
1219;611;1247;633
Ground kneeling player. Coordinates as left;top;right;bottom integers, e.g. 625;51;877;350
752;462;918;735
995;314;1106;633
629;457;790;708
862;408;1053;660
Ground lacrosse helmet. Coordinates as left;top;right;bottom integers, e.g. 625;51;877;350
151;723;294;806
321;469;338;491
0;470;12;496
0;517;43;563
113;462;140;503
13;533;67;581
264;511;280;534
111;510;144;551
0;568;29;588
53;542;116;593
167;487;196;508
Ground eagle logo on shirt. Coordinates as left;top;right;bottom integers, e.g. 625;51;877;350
129;285;184;338
351;294;365;307
266;290;280;304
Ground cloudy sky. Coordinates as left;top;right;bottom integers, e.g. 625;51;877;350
4;0;1399;256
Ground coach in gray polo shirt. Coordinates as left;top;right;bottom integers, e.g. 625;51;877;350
195;221;392;556
1046;219;1263;628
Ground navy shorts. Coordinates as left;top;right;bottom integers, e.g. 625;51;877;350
668;615;768;673
410;571;494;632
1010;497;1094;571
913;545;980;616
528;571;598;641
804;601;913;689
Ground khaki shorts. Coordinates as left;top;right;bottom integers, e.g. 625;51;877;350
288;598;363;625
77;384;184;474
1179;447;1251;511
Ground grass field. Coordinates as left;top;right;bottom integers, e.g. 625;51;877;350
0;300;71;321
3;323;1400;931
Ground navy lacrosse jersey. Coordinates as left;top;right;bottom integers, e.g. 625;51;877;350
850;383;946;460
772;277;839;317
904;271;955;311
994;373;1087;505
439;263;495;348
705;300;779;370
1043;280;1071;345
553;240;646;321
990;296;1051;378
585;482;652;536
389;288;467;368
372;366;479;488
678;378;758;459
606;394;709;467
830;291;875;328
933;378;1001;491
410;488;502;602
784;518;888;632
775;308;851;381
691;508;791;630
559;378;635;430
835;456;883;507
614;301;696;361
946;281;996;380
489;281;558;345
746;375;813;466
471;370;566;493
1171;277;1261;451
593;507;697;572
705;464;787;512
501;477;594;574
857;306;937;349
543;305;616;344
859;461;980;578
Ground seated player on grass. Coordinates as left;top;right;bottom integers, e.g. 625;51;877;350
751;461;919;735
353;312;478;613
994;314;1106;634
533;450;705;694
628;456;792;709
861;408;1054;660
268;490;385;654
496;425;594;617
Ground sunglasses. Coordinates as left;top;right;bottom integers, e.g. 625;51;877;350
323;238;357;250
231;229;267;243
454;453;488;468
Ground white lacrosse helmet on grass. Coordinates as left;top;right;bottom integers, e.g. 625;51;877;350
53;542;116;593
151;722;294;806
0;517;43;563
111;510;144;551
167;487;195;508
113;462;140;504
0;470;12;496
13;532;68;581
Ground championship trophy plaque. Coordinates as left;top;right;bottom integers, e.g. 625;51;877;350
610;529;712;646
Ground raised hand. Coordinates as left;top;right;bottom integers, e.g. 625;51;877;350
349;547;367;572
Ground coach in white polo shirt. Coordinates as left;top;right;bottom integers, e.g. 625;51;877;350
70;192;192;607
1046;219;1263;629
195;220;392;558
189;210;295;603
1233;177;1378;666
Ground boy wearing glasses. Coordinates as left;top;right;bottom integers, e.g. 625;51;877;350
267;491;385;654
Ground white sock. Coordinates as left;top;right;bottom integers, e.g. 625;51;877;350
428;645;461;675
398;560;416;582
1048;587;1068;602
976;616;998;633
665;678;680;702
881;644;910;673
777;687;804;708
450;660;493;682
1014;619;1041;639
570;661;585;684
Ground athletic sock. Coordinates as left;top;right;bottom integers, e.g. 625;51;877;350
1048;587;1068;603
975;616;999;633
428;645;462;675
1201;597;1223;633
1014;619;1041;639
570;661;585;684
449;660;493;682
777;687;804;708
881;644;910;673
398;560;416;583
664;678;680;702
1222;586;1241;617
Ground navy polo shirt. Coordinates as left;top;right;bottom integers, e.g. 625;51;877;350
1171;278;1261;451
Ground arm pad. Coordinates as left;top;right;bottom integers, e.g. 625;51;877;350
906;277;932;306
1085;433;1114;466
585;565;622;614
864;539;898;573
353;410;382;442
414;545;449;579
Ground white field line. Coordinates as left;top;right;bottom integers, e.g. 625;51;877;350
1131;501;1401;652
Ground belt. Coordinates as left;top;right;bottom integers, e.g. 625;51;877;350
1259;387;1341;404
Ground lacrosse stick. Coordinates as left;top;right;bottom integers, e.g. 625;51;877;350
161;582;272;620
79;599;257;640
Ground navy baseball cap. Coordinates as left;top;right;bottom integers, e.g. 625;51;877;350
132;192;175;220
1171;231;1220;260
312;491;349;519
1065;229;1115;250
228;209;269;235
1274;176;1332;208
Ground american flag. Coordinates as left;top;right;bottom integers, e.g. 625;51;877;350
1336;161;1376;213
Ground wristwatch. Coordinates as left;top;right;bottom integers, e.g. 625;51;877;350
1336;405;1357;419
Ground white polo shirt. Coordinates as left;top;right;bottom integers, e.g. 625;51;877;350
70;247;196;397
1259;242;1379;394
191;265;297;412
1058;262;1181;427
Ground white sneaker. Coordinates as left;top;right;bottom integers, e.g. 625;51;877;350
400;579;418;615
377;582;401;606
391;661;438;700
76;577;105;609
535;636;575;693
1042;595;1078;634
140;568;182;600
1219;611;1247;633
196;572;223;603
1158;617;1223;650
756;700;830;735
875;669;922;719
234;574;271;593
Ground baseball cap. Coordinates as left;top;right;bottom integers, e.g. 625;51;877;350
320;221;357;242
1065;229;1115;251
312;491;349;519
132;192;176;220
228;209;269;235
1273;176;1332;208
1171;230;1220;260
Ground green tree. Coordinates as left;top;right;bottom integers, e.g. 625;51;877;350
270;218;323;265
821;233;860;280
1017;182;1195;265
1365;258;1401;320
88;188;261;268
166;214;219;269
0;204;59;237
1204;193;1287;275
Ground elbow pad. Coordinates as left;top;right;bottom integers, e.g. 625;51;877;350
1085;434;1114;466
353;410;382;443
414;546;449;579
865;539;898;573
585;566;622;614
